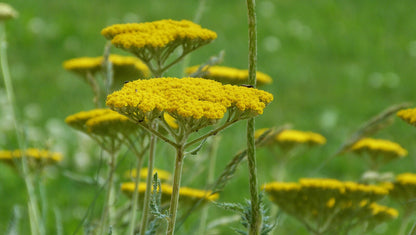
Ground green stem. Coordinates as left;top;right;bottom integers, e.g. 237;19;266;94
0;22;44;235
245;0;261;234
166;145;185;235
86;71;101;108
399;209;412;235
184;119;237;148
140;125;157;235
198;136;220;234
408;219;416;235
99;150;117;234
128;153;145;235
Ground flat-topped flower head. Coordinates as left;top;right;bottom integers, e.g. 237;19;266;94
63;54;149;80
350;138;407;157
349;138;407;170
0;148;62;170
263;179;393;234
125;167;172;182
65;109;113;133
255;128;326;150
186;65;272;86
102;20;217;75
389;173;416;205
121;182;218;205
397;107;416;127
0;3;18;21
106;77;273;132
86;112;139;137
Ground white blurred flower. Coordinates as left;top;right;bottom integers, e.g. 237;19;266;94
319;109;338;130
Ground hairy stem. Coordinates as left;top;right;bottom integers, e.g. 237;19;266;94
245;0;261;234
99;150;117;234
166;145;185;235
140;125;157;235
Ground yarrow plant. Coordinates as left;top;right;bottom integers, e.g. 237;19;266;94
397;107;416;127
106;76;273;234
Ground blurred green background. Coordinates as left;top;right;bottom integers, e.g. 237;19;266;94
1;0;415;234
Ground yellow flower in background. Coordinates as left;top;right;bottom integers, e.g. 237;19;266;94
389;173;416;207
277;129;326;145
125;167;172;182
65;109;113;132
349;138;407;170
262;179;394;234
86;112;138;137
350;138;407;157
0;148;62;169
106;77;273;129
121;182;218;204
397;107;416;126
63;54;149;80
186;65;272;86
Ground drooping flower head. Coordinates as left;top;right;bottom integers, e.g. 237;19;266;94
262;179;392;234
397;108;416;127
63;54;149;81
101;20;217;74
0;148;62;170
120;182;218;205
106;77;273;135
349;138;407;170
186;65;272;86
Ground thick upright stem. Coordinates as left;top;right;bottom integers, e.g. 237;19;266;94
140;128;157;235
246;0;261;234
0;22;43;235
166;146;185;235
128;154;144;235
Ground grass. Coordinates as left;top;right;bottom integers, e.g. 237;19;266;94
1;0;416;234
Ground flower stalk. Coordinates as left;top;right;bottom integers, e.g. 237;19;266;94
245;0;262;234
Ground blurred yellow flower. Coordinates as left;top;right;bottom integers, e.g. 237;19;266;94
186;65;272;85
350;138;407;157
397;107;416;126
86;112;138;137
125;167;171;182
65;109;113;132
121;182;218;204
0;3;18;21
63;54;149;80
389;173;416;208
0;148;62;169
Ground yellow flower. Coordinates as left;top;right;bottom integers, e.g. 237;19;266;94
276;129;326;145
102;19;217;73
125;167;172;182
350;138;407;157
369;203;398;219
163;113;178;129
106;77;273;127
65;109;113;132
389;173;416;206
0;148;62;169
186;65;272;86
86;112;138;137
397;108;416;126
63;54;150;80
120;182;218;204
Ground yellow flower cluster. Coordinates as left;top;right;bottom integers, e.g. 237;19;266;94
0;3;18;21
388;173;416;205
63;54;150;80
262;178;392;233
102;19;217;50
186;65;272;86
120;182;218;204
350;138;407;158
0;148;62;169
106;77;273;123
397;107;416;126
125;167;172;182
65;109;139;137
